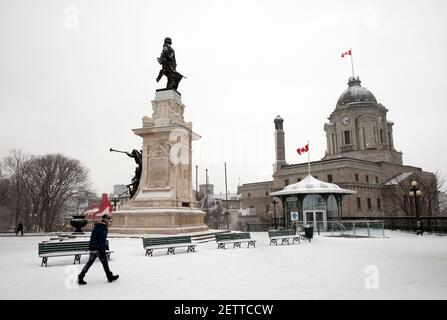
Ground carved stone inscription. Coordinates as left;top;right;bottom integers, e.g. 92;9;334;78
148;145;170;188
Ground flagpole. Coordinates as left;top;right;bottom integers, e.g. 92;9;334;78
307;140;311;176
350;48;355;78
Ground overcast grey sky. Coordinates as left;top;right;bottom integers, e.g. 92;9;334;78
1;0;446;195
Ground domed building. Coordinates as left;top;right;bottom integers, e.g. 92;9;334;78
323;76;402;164
238;76;438;229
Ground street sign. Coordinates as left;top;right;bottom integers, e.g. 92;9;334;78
290;211;299;221
287;197;298;202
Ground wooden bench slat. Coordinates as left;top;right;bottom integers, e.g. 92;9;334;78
38;240;112;266
268;229;301;245
142;236;195;256
215;232;256;249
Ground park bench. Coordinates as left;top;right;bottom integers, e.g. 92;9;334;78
142;236;196;256
38;240;112;267
215;232;256;249
268;229;302;245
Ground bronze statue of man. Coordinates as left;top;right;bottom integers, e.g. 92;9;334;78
125;149;142;199
156;37;185;90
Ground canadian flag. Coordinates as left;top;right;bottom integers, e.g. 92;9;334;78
341;49;352;58
296;144;309;155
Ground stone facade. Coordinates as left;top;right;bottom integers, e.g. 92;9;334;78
239;77;438;221
237;181;273;223
110;90;208;234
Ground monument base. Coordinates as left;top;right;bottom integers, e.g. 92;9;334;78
109;207;208;235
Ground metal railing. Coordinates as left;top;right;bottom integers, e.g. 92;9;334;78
294;220;385;238
246;220;385;237
343;216;447;234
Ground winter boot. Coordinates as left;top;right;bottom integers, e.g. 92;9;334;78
107;273;119;282
78;274;87;285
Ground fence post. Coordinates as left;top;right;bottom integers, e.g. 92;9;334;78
382;221;385;237
353;221;356;238
367;222;370;237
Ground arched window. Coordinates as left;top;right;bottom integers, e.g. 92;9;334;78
327;195;339;219
302;194;326;211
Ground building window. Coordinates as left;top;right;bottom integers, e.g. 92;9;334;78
377;199;381;210
344;130;351;145
314;176;318;180
265;191;269;196
357;197;361;210
367;198;372;210
248;192;251;198
327;175;333;183
366;175;369;183
373;126;377;144
266;204;270;213
297;178;302;182
331;133;336;154
355;174;359;182
362;127;366;149
380;129;384;143
285;179;289;186
375;176;379;184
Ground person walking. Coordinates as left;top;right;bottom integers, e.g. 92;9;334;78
15;222;24;236
77;214;119;285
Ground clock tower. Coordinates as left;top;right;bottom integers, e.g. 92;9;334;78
323;76;403;164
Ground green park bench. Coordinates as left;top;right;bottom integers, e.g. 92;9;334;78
38;240;112;267
268;229;302;245
142;236;196;256
215;232;256;249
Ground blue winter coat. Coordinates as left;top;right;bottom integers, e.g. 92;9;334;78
89;221;108;251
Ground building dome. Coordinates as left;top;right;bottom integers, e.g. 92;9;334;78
336;76;377;108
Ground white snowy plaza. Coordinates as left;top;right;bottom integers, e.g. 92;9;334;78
1;231;446;300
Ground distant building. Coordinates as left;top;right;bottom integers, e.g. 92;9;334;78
199;184;214;197
239;76;438;227
113;184;128;196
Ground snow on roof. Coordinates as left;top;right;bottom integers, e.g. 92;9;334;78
271;174;356;196
384;172;413;186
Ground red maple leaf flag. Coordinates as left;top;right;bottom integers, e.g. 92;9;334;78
296;144;309;155
341;49;352;58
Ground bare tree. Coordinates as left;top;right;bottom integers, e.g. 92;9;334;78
392;172;441;217
3;150;30;228
2;151;91;232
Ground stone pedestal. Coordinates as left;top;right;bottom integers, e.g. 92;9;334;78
109;89;208;235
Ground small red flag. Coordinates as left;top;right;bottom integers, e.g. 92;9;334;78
341;49;352;58
296;144;309;155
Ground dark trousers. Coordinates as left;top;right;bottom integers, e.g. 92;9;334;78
16;230;23;236
79;250;111;277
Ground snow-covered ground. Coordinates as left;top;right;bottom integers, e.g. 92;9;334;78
1;231;446;299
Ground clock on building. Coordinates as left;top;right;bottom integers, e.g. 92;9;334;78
341;115;351;126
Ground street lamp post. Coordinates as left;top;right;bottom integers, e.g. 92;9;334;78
409;180;423;236
272;198;278;229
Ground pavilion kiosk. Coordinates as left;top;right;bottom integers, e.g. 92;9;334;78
271;174;356;231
